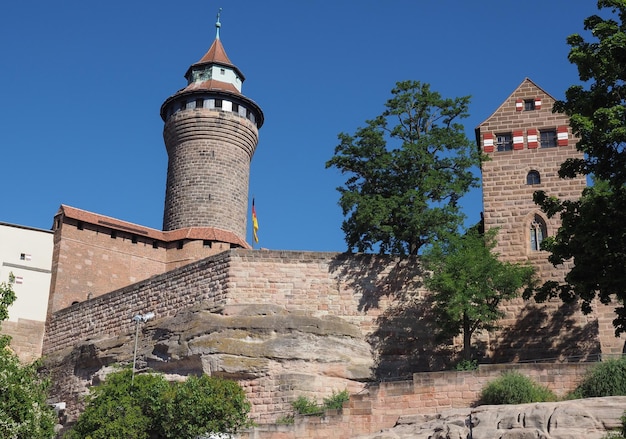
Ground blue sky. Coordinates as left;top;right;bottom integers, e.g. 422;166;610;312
1;1;596;252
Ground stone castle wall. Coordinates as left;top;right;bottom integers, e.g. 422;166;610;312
43;248;621;425
43;251;233;355
241;363;593;439
47;218;170;314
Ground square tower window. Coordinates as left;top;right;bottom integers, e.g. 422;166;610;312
524;99;535;111
496;133;513;152
540;129;557;148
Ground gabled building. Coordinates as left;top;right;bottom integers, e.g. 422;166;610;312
476;78;587;281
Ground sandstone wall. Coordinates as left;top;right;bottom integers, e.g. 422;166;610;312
0;318;45;363
47;218;170;314
43;248;617;427
240;363;594;439
43;251;232;354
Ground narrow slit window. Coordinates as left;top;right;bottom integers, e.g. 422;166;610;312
530;215;547;251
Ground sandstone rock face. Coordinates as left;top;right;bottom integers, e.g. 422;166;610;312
45;303;373;422
356;396;626;439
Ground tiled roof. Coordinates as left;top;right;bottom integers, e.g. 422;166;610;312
179;79;241;95
56;205;250;248
195;38;234;69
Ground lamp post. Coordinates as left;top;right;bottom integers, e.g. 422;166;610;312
465;412;474;439
131;312;155;384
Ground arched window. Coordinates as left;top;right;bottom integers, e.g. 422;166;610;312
527;170;541;185
530;215;547;251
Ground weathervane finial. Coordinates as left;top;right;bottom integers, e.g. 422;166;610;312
215;8;222;40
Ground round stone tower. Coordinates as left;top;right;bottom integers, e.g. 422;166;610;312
160;14;263;242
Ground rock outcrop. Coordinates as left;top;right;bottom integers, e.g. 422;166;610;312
44;303;373;421
356;396;626;439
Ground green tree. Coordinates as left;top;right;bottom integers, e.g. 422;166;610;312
0;343;56;439
531;0;626;333
66;369;167;439
66;369;252;439
160;374;252;439
0;272;17;323
423;228;535;361
0;273;56;439
326;80;482;255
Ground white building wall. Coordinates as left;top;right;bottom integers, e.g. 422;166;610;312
0;222;53;323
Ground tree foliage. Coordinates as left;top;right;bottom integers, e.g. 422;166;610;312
531;0;626;333
0;273;56;439
326;80;482;255
0;272;17;323
423;228;535;361
0;338;56;439
66;369;252;439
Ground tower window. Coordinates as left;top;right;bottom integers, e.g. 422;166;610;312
232;103;239;113
540;129;557;148
524;99;535;111
77;221;84;230
496;133;513;152
131;235;138;244
220;68;225;75
195;98;204;109
177;240;184;250
214;99;222;108
152;240;159;249
111;230;117;239
526;170;541;185
203;240;212;248
530;215;547;251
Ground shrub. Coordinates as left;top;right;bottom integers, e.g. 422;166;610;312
479;371;557;405
66;368;252;439
292;396;323;416
275;414;294;425
291;390;350;417
323;389;349;410
455;359;478;371
574;357;626;398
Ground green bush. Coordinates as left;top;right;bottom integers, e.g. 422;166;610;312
574;358;626;398
455;359;478;371
291;390;350;417
66;368;252;439
479;371;557;405
292;396;323;416
323;389;349;410
275;414;294;425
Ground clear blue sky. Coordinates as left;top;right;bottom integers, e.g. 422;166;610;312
1;1;595;252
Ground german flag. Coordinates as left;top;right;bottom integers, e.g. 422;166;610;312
252;198;259;243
